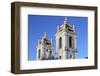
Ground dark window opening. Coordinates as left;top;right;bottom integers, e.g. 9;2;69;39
38;49;41;59
50;51;52;55
69;36;72;48
70;55;72;58
59;56;61;59
46;49;48;52
59;37;62;49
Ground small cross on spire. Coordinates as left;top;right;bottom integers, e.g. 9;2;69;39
63;17;68;29
44;32;47;38
64;16;67;25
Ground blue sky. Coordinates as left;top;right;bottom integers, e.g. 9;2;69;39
28;15;88;60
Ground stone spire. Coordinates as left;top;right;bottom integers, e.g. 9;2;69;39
64;17;67;25
43;32;47;38
38;39;41;44
63;17;67;29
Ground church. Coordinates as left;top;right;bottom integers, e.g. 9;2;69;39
36;17;77;60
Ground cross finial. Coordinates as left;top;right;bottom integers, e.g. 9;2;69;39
44;32;47;38
64;17;67;25
63;17;68;29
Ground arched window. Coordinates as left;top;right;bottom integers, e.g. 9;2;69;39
59;37;62;49
38;49;41;59
69;36;72;48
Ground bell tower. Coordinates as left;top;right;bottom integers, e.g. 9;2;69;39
56;17;77;59
37;32;53;60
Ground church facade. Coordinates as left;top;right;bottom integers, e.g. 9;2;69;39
36;17;77;60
